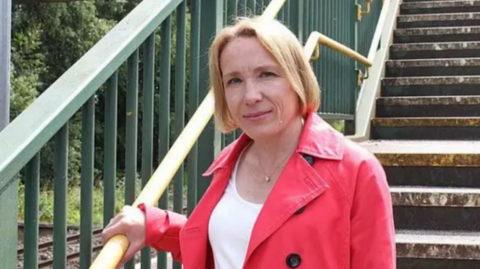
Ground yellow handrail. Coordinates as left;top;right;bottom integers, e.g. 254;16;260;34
89;1;371;268
304;31;372;86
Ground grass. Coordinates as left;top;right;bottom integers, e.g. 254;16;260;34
18;182;127;226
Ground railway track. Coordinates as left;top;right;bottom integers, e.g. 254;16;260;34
17;227;104;268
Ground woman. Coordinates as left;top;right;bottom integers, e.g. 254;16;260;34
102;17;396;269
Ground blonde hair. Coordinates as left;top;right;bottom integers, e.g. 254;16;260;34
209;17;320;133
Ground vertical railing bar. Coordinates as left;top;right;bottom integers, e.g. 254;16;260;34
53;124;68;269
23;153;40;269
239;0;247;16
336;0;341;114
103;72;118;227
125;49;139;269
305;1;309;41
158;15;172;269
227;0;238;25
141;33;156;269
247;0;255;14
320;0;327;113
224;0;237;145
173;2;186;269
326;0;332;114
285;0;290;25
315;0;322;113
297;0;303;43
197;0;224;201
80;96;95;269
187;0;200;216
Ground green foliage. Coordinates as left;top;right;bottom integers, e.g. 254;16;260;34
17;182;126;225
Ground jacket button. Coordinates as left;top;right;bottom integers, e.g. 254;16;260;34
286;253;301;268
302;155;315;166
294;206;306;215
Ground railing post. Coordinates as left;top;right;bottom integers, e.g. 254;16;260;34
197;0;224;202
0;1;18;269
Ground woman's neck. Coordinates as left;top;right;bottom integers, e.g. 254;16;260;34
249;116;304;166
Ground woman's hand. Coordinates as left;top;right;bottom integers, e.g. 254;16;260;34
102;205;146;266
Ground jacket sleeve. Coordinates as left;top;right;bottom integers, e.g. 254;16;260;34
350;156;396;269
138;203;187;263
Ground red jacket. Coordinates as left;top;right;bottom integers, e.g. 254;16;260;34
139;112;396;269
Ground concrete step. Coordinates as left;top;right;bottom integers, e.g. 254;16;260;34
392;187;480;231
394;26;480;43
391;42;480;59
401;1;480;15
397;230;480;269
386;58;480;77
382;76;480;96
398;13;480;28
360;140;480;187
372;117;480;140
377;96;480;117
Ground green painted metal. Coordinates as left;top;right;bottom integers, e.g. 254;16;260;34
0;179;18;269
357;0;382;57
197;0;224;203
0;0;183;191
80;97;95;269
224;0;239;146
227;0;238;25
125;49;139;269
173;2;186;269
247;0;256;13
103;72;118;227
187;0;200;216
311;0;357;118
141;33;156;269
54;124;68;269
157;15;172;269
24;153;40;269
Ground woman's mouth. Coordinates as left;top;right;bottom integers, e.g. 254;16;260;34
243;110;272;120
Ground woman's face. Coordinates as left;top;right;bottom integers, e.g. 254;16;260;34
220;37;300;139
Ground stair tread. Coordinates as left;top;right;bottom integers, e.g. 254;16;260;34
373;117;480;127
378;96;480;105
391;186;480;194
387;58;480;67
359;140;480;154
395;26;480;35
399;12;480;22
391;186;480;207
383;75;480;85
392;41;480;51
402;0;480;9
396;229;480;245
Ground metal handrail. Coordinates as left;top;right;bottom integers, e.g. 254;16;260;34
0;0;183;193
305;31;372;85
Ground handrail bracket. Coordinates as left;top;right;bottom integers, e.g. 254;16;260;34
357;0;373;21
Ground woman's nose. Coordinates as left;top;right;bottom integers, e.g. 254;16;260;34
244;80;262;105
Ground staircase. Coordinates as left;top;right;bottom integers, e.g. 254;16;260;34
360;0;480;268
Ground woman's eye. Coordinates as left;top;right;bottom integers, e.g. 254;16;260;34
228;78;242;85
260;71;277;78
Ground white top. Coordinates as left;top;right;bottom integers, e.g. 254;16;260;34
208;150;263;269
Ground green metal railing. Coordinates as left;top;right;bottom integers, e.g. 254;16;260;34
0;1;383;269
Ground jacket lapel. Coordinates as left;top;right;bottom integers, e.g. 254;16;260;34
179;134;252;269
179;168;231;269
244;152;330;262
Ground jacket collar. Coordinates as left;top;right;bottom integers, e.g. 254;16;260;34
203;112;345;177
